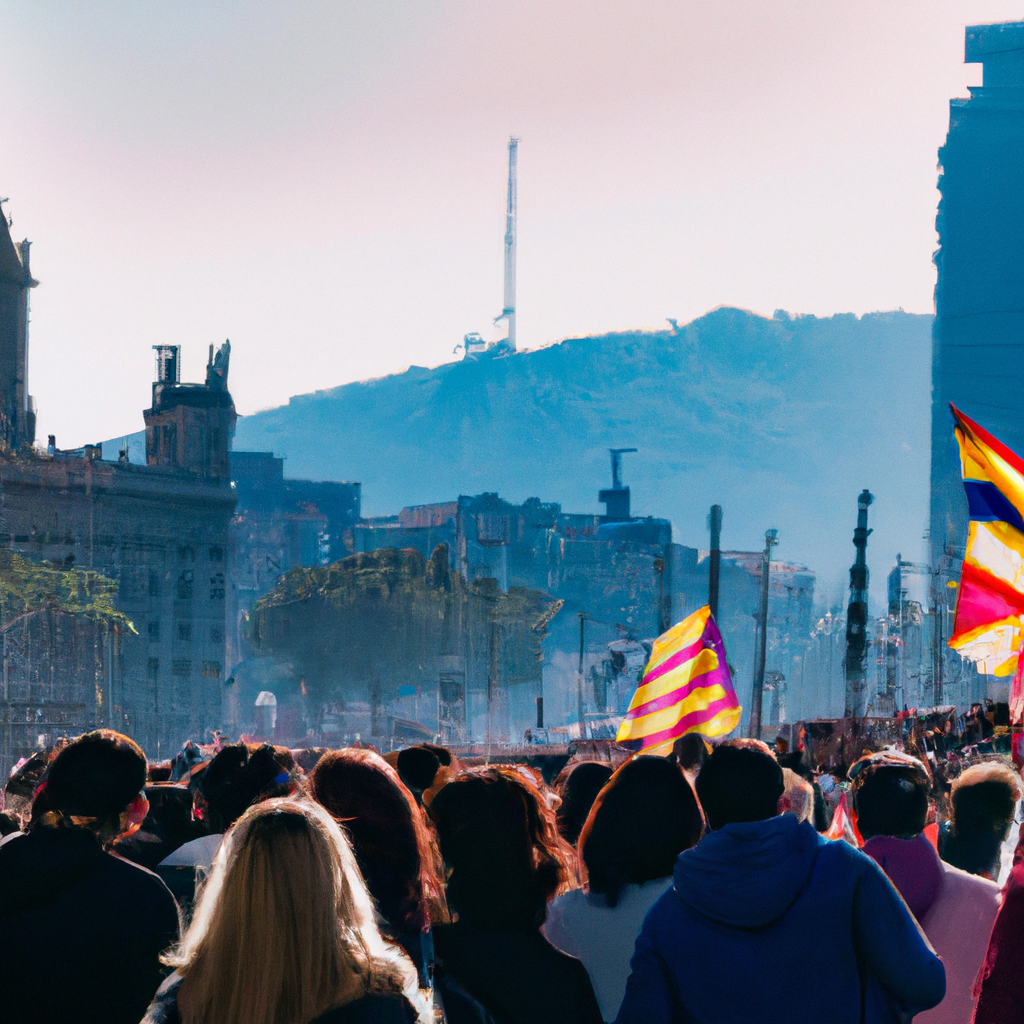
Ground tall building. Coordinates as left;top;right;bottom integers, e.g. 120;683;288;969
930;21;1024;702
0;210;35;450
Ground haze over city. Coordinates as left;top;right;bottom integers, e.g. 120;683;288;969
1;0;1020;448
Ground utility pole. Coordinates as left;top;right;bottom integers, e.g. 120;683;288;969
748;528;778;739
577;611;587;739
708;505;723;620
844;490;874;718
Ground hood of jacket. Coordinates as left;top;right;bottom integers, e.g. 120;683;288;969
861;834;943;921
674;814;820;929
0;825;107;914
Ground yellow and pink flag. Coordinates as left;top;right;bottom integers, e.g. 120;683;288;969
616;605;741;756
949;405;1024;717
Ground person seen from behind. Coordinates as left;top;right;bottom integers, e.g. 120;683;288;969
852;752;1000;1024
159;742;295;873
941;760;1022;880
546;756;703;1023
307;748;448;987
781;767;815;824
429;766;603;1024
0;730;180;1024
616;743;945;1024
144;797;429;1024
554;760;614;846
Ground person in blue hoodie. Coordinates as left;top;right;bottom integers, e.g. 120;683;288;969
615;743;945;1024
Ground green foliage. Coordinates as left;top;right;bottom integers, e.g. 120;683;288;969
0;548;136;634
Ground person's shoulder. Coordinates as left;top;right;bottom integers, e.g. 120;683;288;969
106;851;179;912
939;859;1001;902
309;992;417;1024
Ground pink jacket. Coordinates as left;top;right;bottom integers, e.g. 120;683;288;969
864;834;1000;1024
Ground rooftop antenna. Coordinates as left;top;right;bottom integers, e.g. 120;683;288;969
494;137;519;351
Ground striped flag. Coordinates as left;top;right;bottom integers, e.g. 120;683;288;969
949;405;1024;699
616;606;741;756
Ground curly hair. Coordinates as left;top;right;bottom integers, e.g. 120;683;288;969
428;766;575;929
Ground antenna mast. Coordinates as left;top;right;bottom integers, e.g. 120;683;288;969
495;137;519;351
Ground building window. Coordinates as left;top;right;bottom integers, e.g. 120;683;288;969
172;658;191;677
177;622;192;642
149;571;161;597
147;658;159;681
209;572;225;600
147;620;160;641
179;544;195;563
210;625;224;644
209;545;224;562
202;661;222;679
177;570;194;601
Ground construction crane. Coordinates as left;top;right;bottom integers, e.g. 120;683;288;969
494;137;519;351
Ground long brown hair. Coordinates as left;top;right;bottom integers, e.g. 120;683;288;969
307;748;448;932
165;798;428;1024
429;767;575;929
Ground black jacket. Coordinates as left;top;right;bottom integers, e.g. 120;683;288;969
432;921;602;1024
0;826;180;1024
143;972;418;1024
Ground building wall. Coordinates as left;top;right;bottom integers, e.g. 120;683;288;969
0;451;236;760
930;21;1024;704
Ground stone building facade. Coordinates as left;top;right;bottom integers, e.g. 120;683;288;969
0;204;238;767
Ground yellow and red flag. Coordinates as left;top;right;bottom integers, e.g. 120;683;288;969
949;406;1024;713
616;606;741;756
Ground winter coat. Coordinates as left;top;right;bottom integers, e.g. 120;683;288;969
863;834;1000;1024
143;972;418;1024
433;919;604;1024
0;824;180;1024
615;814;945;1024
545;878;674;1022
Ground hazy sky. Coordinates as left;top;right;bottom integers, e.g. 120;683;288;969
0;1;1020;446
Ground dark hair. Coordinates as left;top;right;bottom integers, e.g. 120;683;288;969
673;734;709;773
429;767;574;929
696;744;784;829
307;747;447;931
555;761;613;846
196;743;293;833
396;746;441;799
421;744;454;768
944;761;1022;877
35;730;146;831
580;757;703;906
852;758;930;840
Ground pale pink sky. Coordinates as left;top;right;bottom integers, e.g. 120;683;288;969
0;1;1018;445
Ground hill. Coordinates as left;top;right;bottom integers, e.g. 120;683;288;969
233;307;933;596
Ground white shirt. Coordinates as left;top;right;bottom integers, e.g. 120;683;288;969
545;878;673;1023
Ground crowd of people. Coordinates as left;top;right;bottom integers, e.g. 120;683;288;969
2;728;1024;1024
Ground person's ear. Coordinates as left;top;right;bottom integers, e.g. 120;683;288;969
777;794;792;816
120;792;149;839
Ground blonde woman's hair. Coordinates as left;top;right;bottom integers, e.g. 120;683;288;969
782;768;815;824
165;797;428;1024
